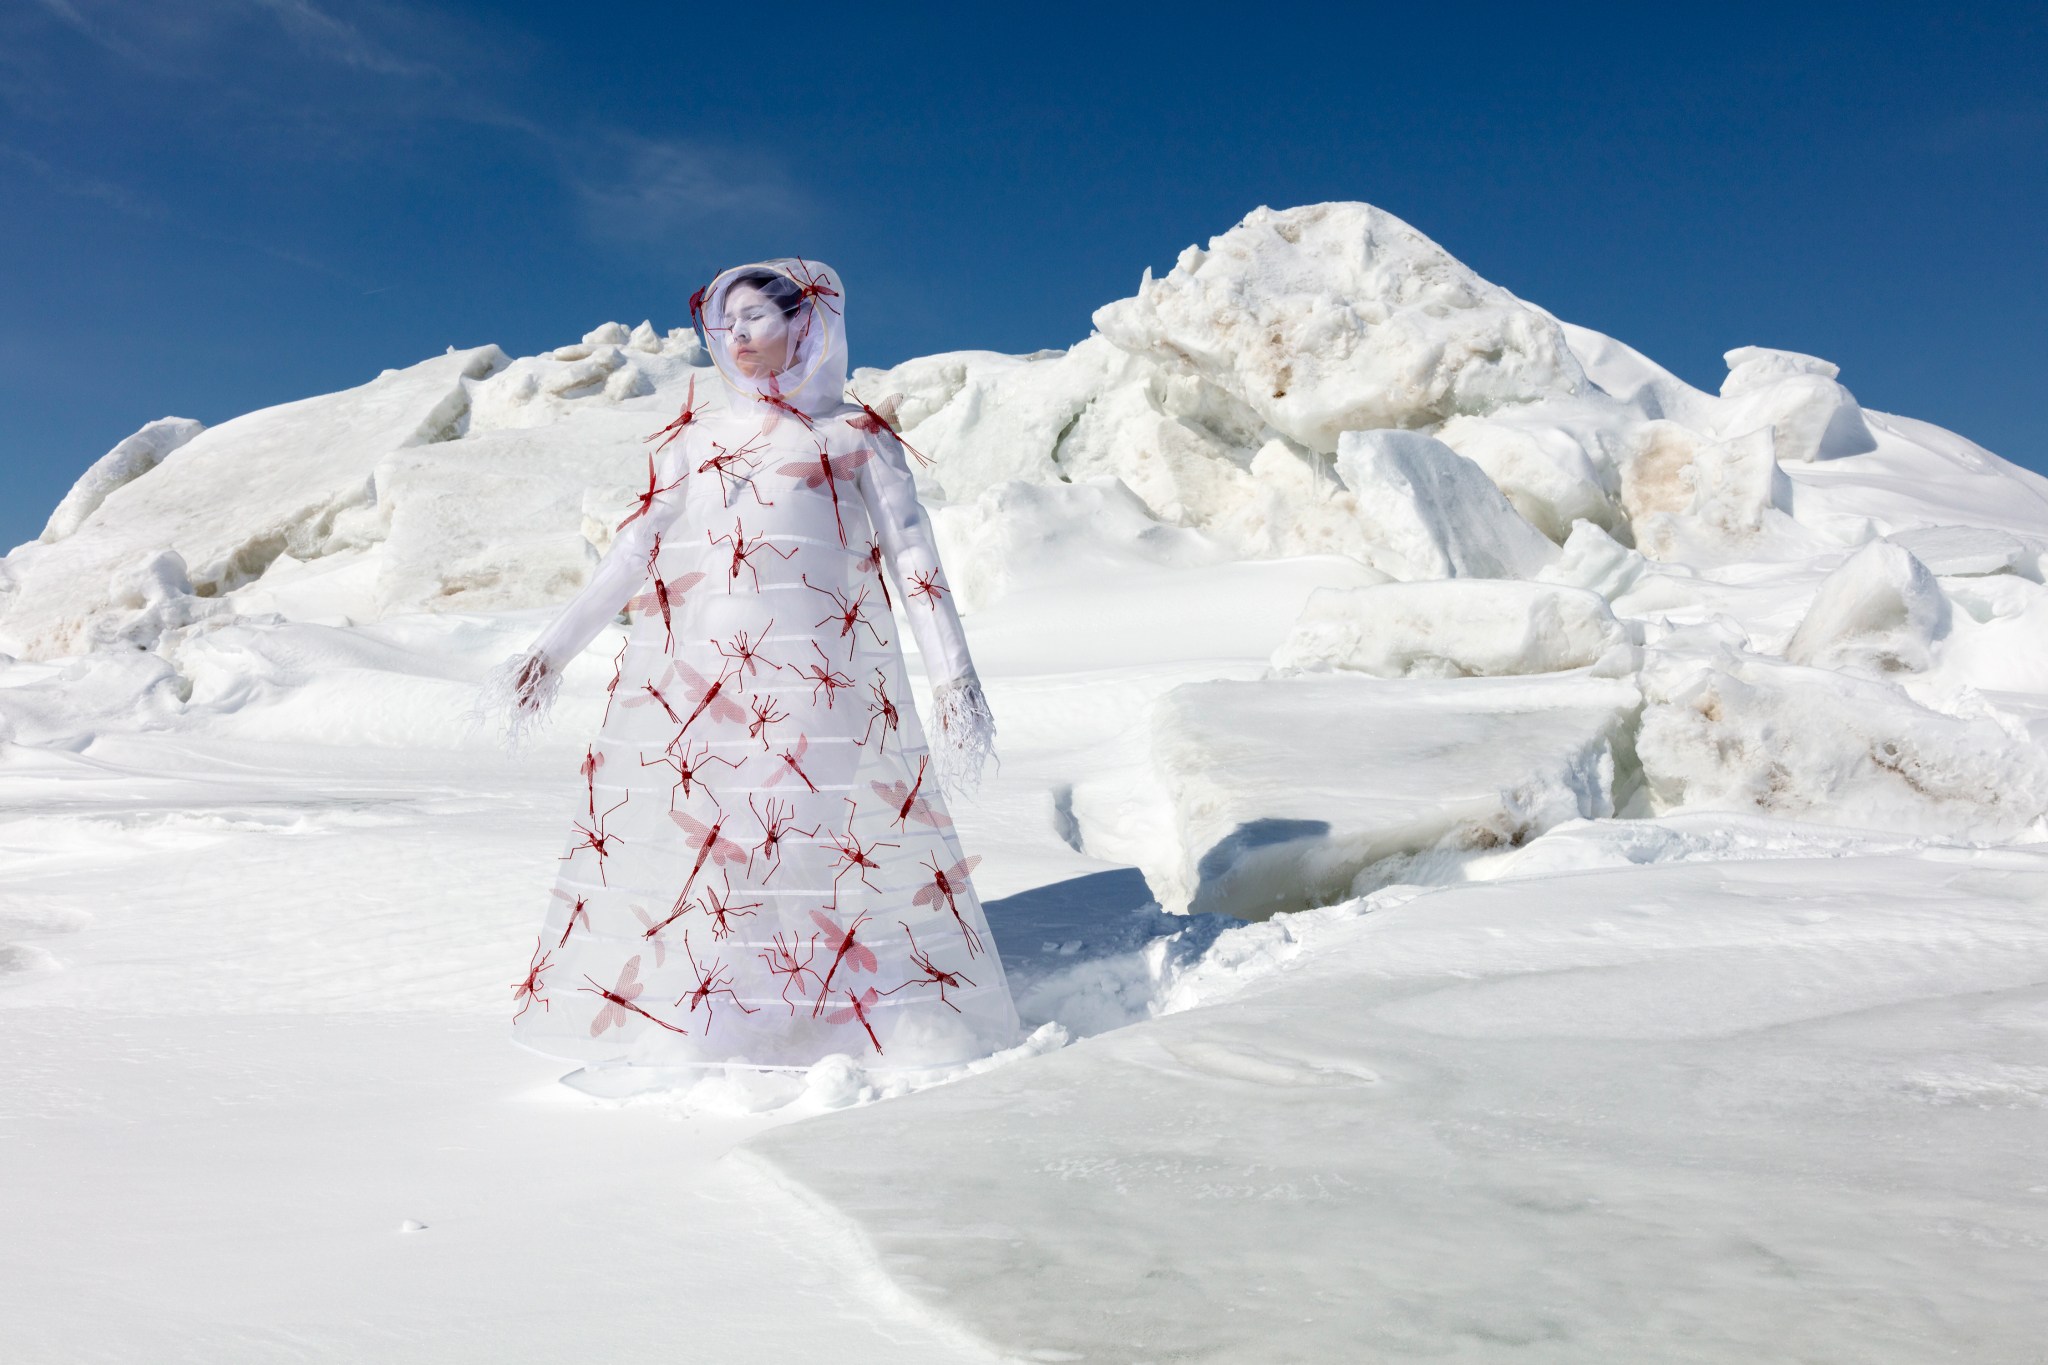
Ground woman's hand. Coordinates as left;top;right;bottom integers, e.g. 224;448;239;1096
513;652;553;712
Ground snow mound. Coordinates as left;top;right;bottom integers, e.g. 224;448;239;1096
1136;674;1636;916
1718;345;1878;463
1621;422;1796;561
1433;413;1625;542
38;417;205;545
1333;429;1558;580
1093;201;1587;451
1273;580;1630;679
1885;524;2035;578
1785;541;1951;674
1638;652;2048;840
0;347;507;658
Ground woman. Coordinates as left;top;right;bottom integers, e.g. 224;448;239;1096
484;258;1019;1076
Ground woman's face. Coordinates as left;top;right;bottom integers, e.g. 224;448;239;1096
723;282;793;379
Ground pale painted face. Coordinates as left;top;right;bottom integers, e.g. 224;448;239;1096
724;282;793;379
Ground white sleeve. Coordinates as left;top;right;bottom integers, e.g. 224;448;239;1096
527;437;692;669
850;418;976;689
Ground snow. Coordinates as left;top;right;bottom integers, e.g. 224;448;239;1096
5;200;2048;1359
1272;580;1631;679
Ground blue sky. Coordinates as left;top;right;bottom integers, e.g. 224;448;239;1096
2;1;2042;552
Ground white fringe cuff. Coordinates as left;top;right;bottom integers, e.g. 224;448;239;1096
929;674;998;798
467;649;561;757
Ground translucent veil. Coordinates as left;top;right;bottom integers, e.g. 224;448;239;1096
693;258;849;419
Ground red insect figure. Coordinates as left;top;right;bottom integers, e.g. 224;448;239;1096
676;930;759;1034
785;256;841;331
745;692;789;748
800;640;856;708
628;903;674;965
622;673;683;725
908;569;949;610
561;792;628;886
578;746;605;818
805;574;888;659
639;735;739;812
668;660;748;736
777;446;872;547
710;516;797;592
826;987;885;1054
759;930;823;1014
846;389;933;469
749;792;818;879
871;755;951;832
618;447;690;532
700;873;762;941
623;541;704;652
669;793;750;908
880;921;975;1011
762;732;819;793
809;906;879;1015
595;639;629;724
512;938;555;1020
859;670;900;751
913;852;986;957
551;887;593;948
580;956;690;1037
757;391;817;433
642;374;703;458
825;799;898;900
698;433;773;508
858;537;893;610
716;620;781;679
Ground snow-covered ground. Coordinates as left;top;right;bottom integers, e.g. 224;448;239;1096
4;203;2046;1361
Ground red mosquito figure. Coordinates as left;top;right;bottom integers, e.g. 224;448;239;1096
601;639;629;724
880;921;975;1011
759;930;823;1014
624;539;704;651
700;873;762;941
550;887;593;948
762;732;819;793
512;937;555;1020
676;930;759;1035
642;374;703;458
745;692;789;749
688;284;711;331
628;904;674;965
638;735;739;812
799;640;856;708
618;448;689;532
578;746;604;818
669;660;748;736
561;791;628;886
777;446;872;547
580;956;690;1037
748;792;818;879
804;574;887;659
622;670;684;725
698;433;773;509
871;755;951;832
907;569;949;610
757;390;817;433
826;987;884;1054
664;791;749;914
913;852;986;957
716;620;781;679
784;256;842;348
845;386;933;468
825;798;898;900
809;906;878;1015
859;670;900;751
710;516;797;592
858;537;893;610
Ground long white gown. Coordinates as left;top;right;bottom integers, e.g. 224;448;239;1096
500;259;1020;1072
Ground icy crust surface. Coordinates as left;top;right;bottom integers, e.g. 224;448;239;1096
744;854;2048;1364
6;203;2048;1357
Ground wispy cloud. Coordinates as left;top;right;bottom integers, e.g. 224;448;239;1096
568;132;809;246
245;0;443;80
0;140;162;219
